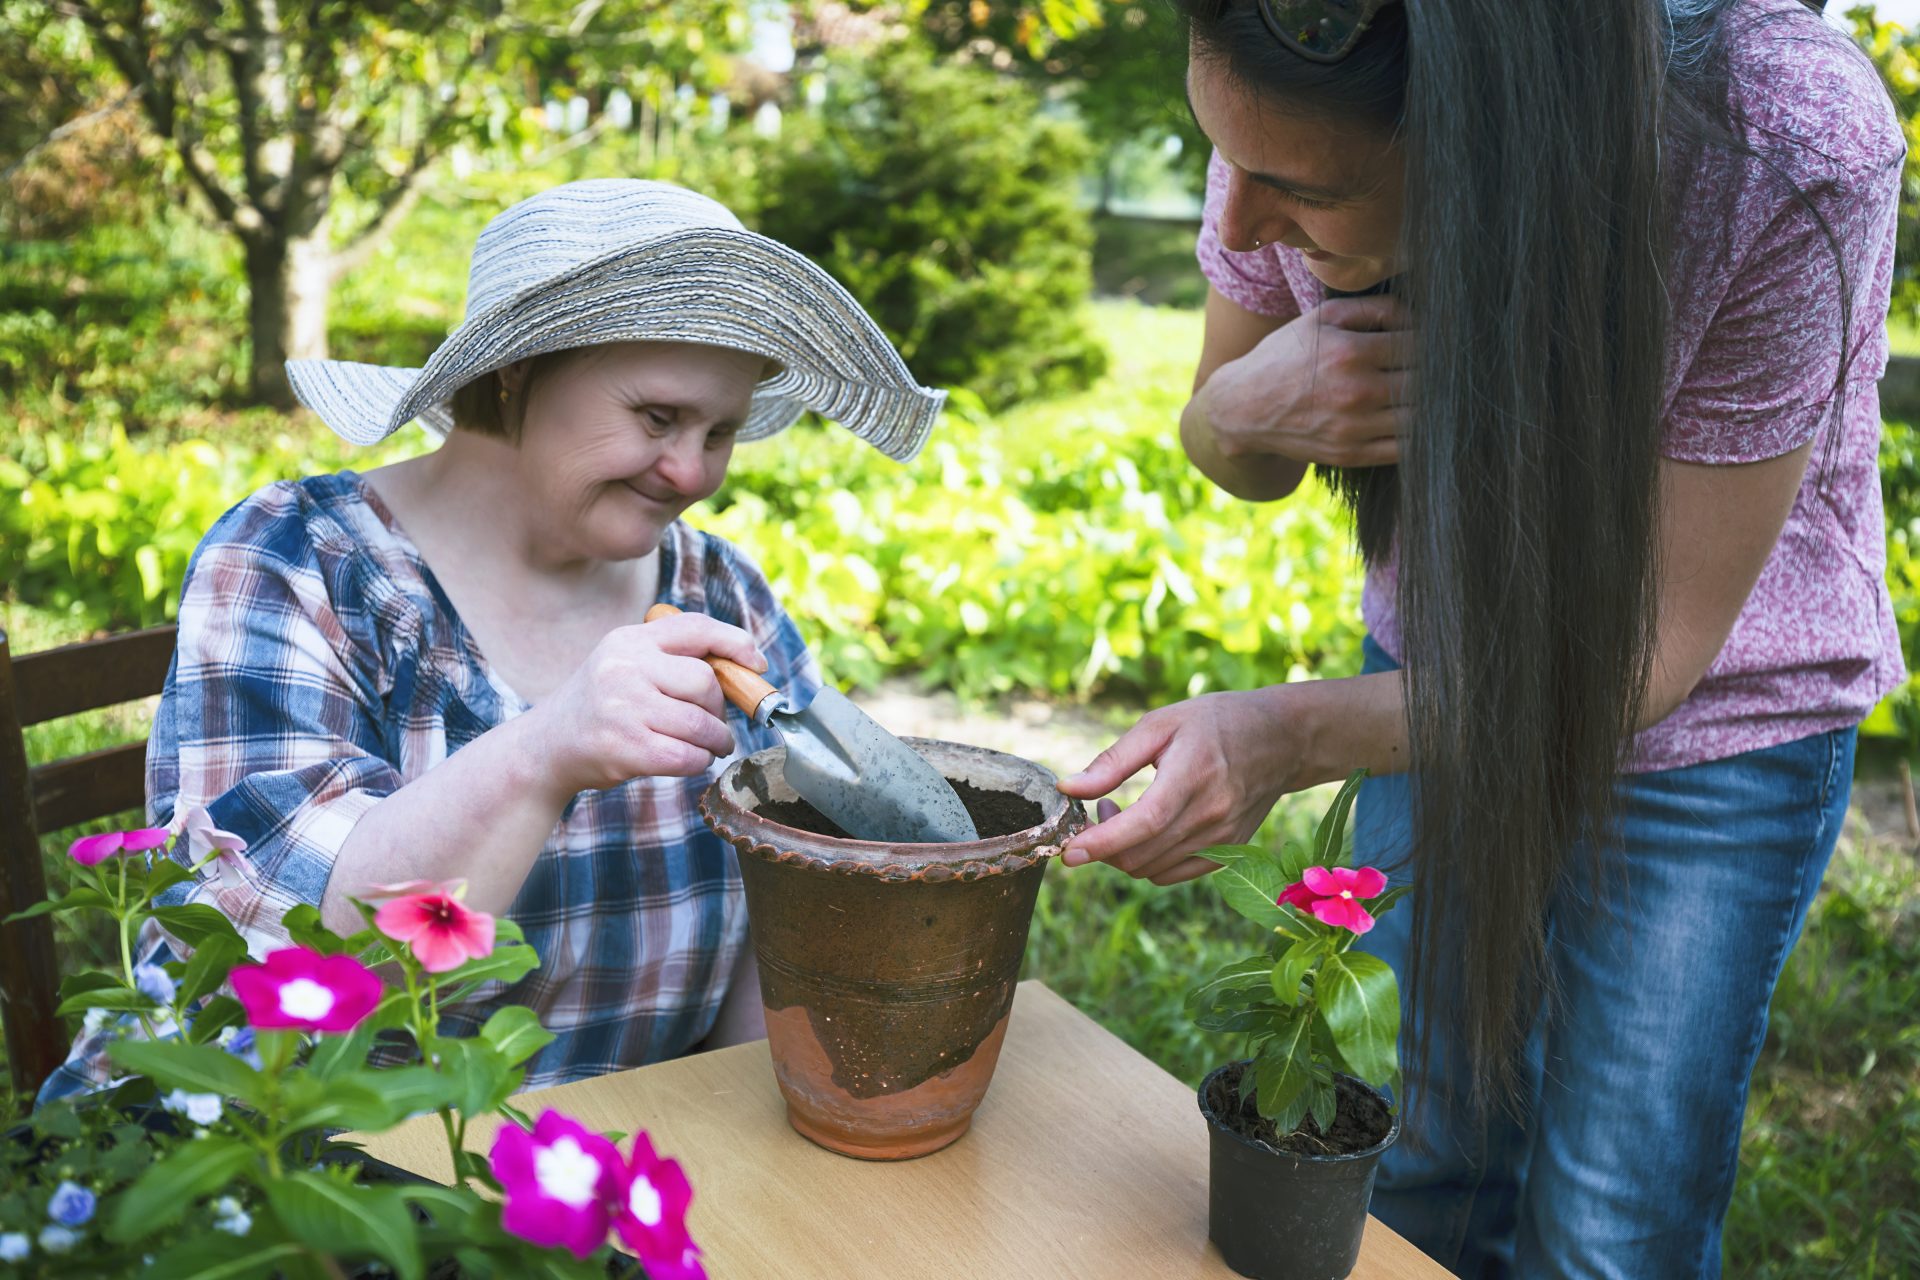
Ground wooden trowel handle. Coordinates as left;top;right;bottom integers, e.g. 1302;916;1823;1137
644;603;781;718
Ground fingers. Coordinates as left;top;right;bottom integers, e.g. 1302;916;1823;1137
1063;776;1184;867
1348;329;1415;372
642;693;736;760
1151;857;1223;887
646;654;729;720
642;614;769;673
633;728;727;777
1315;295;1411;334
1057;713;1177;799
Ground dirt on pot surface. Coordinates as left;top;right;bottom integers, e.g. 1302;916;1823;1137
1208;1062;1393;1158
755;778;1045;842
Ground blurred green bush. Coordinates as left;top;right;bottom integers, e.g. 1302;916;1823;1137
0;298;1363;705
752;47;1110;411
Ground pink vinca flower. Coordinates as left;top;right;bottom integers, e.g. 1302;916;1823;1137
68;828;171;867
371;882;495;974
612;1132;702;1278
492;1110;622;1260
1277;865;1389;935
230;947;383;1034
178;806;249;888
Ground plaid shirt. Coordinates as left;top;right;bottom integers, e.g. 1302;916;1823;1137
43;471;817;1099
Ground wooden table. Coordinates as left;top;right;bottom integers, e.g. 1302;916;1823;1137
357;980;1447;1278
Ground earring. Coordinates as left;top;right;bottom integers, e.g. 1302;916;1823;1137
498;383;510;405
1251;237;1264;249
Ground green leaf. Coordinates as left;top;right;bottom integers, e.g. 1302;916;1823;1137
1185;956;1273;1017
178;932;248;1005
436;941;541;991
1317;951;1401;1087
1307;1076;1340;1135
398;1184;482;1228
491;917;526;946
153;903;246;948
148;1234;310;1280
187;995;247;1045
5;885;111;924
56;985;157;1018
265;1172;423;1280
1252;1008;1314;1121
1275;840;1318;884
1212;856;1292;930
59;969;124;1000
281;903;352;955
108;1038;264;1104
279;1076;405;1133
1312;769;1369;867
1194;1005;1280;1034
107;1135;256;1241
478;1004;555;1068
362;1065;463;1120
434;1038;522;1116
1272;936;1324;1007
307;1024;374;1079
143;857;196;904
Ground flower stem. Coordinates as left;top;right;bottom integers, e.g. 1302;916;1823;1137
440;1108;468;1191
116;859;135;987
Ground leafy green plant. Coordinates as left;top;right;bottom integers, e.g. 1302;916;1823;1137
1184;772;1406;1136
754;45;1109;410
0;826;704;1277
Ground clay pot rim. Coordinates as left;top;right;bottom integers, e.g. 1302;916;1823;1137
700;738;1085;880
1196;1060;1403;1166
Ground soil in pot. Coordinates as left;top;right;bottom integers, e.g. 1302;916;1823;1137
756;778;1043;842
1206;1062;1393;1158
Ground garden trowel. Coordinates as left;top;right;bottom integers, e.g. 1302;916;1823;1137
646;604;979;844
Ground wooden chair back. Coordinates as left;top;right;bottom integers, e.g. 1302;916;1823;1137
0;624;177;1099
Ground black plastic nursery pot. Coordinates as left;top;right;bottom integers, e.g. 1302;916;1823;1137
1198;1061;1401;1280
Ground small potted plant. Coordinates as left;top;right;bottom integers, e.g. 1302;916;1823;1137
2;821;706;1278
1187;771;1406;1280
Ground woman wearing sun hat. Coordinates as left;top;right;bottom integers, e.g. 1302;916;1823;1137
40;179;945;1099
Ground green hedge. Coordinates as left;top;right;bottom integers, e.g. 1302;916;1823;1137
0;303;1365;704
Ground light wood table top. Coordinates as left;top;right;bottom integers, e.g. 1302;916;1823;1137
356;980;1446;1278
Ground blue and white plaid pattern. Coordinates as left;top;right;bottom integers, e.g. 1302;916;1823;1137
41;471;819;1101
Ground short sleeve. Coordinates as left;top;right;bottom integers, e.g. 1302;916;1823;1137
1197;149;1305;321
1665;162;1898;464
146;495;405;955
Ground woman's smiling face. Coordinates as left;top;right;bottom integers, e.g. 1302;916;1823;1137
507;340;768;561
1187;47;1405;293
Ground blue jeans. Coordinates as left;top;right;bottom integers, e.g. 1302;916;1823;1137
1354;637;1854;1279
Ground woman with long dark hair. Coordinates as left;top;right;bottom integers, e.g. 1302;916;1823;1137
1059;0;1902;1273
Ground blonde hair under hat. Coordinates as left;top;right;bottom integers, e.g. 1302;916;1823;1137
287;179;946;462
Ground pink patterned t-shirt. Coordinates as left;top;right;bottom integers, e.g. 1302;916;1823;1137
1195;0;1907;773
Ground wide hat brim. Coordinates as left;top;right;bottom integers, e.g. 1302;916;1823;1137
286;228;945;462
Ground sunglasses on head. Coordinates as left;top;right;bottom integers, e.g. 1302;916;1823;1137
1254;0;1393;63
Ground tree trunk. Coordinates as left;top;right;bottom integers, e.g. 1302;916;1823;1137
244;223;332;408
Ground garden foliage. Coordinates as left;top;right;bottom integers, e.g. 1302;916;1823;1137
753;47;1110;411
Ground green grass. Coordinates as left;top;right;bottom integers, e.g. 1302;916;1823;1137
1890;317;1920;359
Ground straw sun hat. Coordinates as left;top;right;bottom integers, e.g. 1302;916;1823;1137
286;179;945;461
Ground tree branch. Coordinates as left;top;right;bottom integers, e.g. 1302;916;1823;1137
61;0;264;237
0;88;140;183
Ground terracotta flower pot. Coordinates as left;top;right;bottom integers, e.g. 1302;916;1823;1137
701;738;1083;1160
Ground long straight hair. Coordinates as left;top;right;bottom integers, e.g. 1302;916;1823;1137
1179;0;1840;1107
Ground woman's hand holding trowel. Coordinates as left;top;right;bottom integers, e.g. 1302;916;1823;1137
645;604;978;843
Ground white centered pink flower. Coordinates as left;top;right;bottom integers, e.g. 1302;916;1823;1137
277;978;335;1021
535;1137;604;1210
629;1175;663;1227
